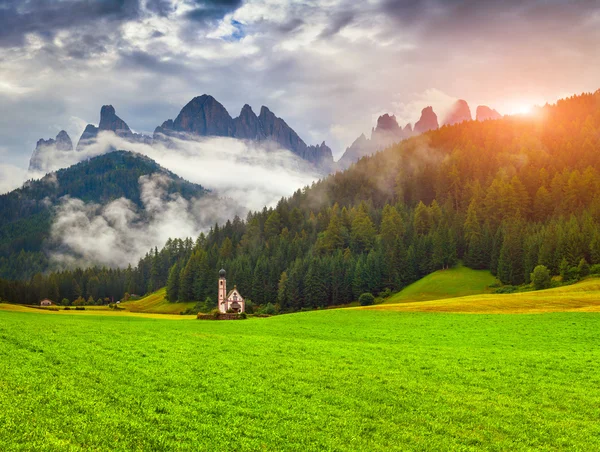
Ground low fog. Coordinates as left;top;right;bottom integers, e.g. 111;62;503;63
19;132;323;269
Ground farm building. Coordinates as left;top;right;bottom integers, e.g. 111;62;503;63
218;269;245;313
40;299;53;306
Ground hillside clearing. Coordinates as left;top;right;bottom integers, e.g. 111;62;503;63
384;265;498;304
120;288;196;314
370;278;600;314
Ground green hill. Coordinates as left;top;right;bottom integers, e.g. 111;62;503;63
0;151;208;280
384;265;498;304
120;288;196;314
369;277;600;314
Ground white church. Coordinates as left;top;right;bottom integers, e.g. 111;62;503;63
218;269;246;313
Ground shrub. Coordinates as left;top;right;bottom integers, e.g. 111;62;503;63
258;303;277;315
530;265;551;290
75;306;85;311
64;306;71;311
578;258;590;277
359;293;375;306
494;285;517;294
565;266;580;282
590;264;600;275
379;288;392;299
61;298;71;306
244;299;254;314
211;308;221;319
239;312;247;319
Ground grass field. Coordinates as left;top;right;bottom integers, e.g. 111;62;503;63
1;305;600;450
372;278;600;314
121;288;196;314
384;265;498;304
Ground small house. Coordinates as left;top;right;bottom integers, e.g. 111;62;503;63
40;299;53;307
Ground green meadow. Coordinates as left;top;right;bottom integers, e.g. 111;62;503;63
384;265;498;304
1;307;600;450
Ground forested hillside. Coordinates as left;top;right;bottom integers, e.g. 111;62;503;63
2;91;600;308
0;151;208;280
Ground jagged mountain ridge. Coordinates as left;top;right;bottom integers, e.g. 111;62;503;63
337;99;503;170
31;96;334;173
31;96;503;174
154;95;334;169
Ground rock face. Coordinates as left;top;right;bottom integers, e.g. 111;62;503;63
154;94;333;170
29;130;74;171
173;95;235;136
76;105;151;150
476;105;502;121
99;105;131;134
233;104;264;140
444;100;472;126
337;114;414;170
414;106;439;134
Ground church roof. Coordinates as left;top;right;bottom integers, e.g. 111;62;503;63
227;287;243;299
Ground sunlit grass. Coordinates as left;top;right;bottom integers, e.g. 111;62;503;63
384;264;498;304
372;278;600;313
1;308;599;450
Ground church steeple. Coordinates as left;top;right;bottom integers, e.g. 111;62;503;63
218;269;227;312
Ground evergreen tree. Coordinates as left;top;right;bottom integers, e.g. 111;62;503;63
166;262;180;302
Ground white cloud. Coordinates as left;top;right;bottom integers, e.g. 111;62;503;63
0;164;29;195
31;132;321;267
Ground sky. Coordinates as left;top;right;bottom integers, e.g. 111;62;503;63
1;0;600;170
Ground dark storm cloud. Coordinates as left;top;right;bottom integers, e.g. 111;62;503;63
380;0;598;37
117;50;188;75
0;0;141;47
145;0;176;16
319;11;355;38
185;0;244;22
1;0;600;174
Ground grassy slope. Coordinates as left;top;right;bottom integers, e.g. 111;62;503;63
120;288;195;314
0;309;599;450
371;278;600;314
385;264;498;304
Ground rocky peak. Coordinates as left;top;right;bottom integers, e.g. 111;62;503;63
29;130;74;171
55;130;73;151
99;105;131;133
476;105;502;121
414;106;439;134
258;106;306;154
234;104;264;140
375;114;401;133
305;141;334;171
172;94;234;136
444;99;472;126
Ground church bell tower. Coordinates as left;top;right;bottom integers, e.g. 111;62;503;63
218;268;227;313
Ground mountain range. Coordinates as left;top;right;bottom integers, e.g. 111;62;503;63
29;96;503;174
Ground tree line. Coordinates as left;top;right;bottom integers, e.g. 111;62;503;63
2;91;600;310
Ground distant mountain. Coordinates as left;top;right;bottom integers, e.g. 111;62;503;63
337;113;413;170
29;130;74;171
30;95;502;174
31;96;333;173
0;151;208;280
154;95;334;170
76;105;152;150
414;106;439;134
476;105;502;121
443;100;472;126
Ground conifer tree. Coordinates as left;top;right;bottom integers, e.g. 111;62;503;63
166;262;179;302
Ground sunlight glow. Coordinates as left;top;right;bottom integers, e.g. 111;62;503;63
510;103;533;116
